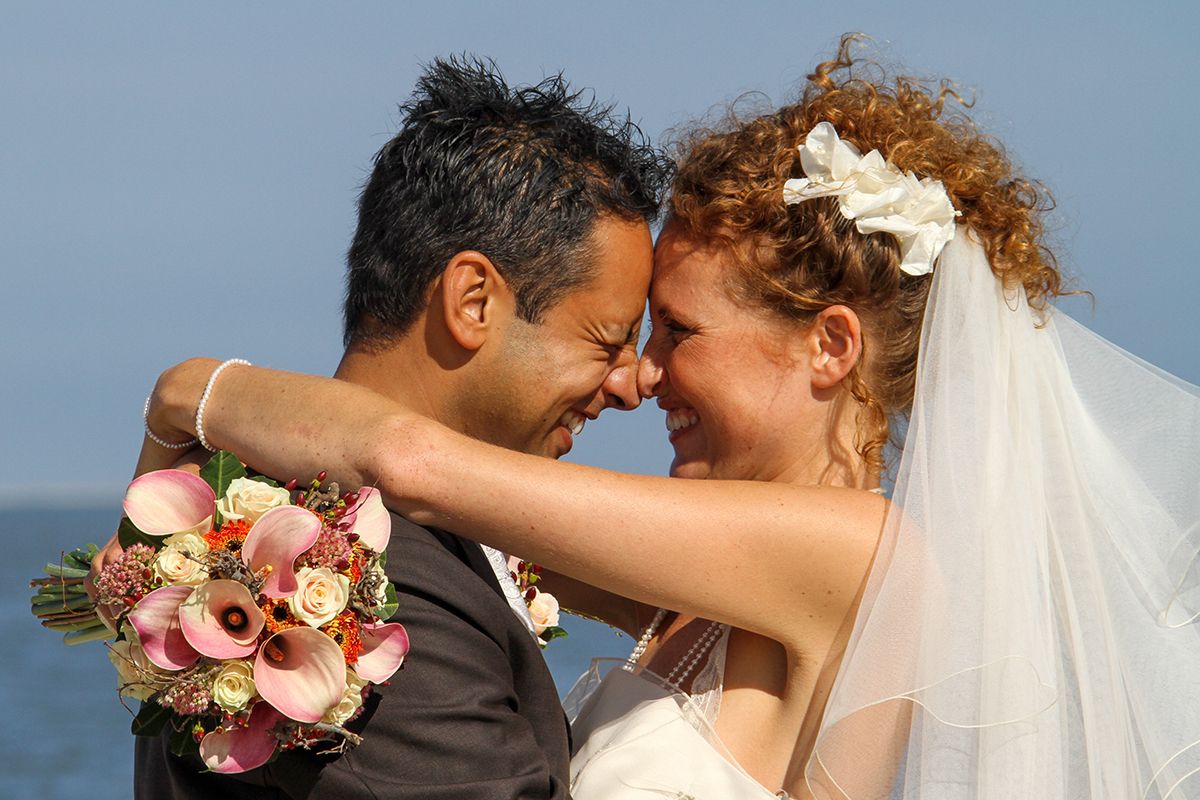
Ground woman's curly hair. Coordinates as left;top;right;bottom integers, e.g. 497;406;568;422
668;34;1065;471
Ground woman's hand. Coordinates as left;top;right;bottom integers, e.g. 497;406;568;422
143;361;421;491
145;357;223;442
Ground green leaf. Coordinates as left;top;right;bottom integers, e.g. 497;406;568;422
375;581;398;621
200;450;246;499
246;474;279;488
32;593;94;612
541;626;569;644
117;517;161;550
43;614;100;630
62;623;113;644
41;562;89;579
131;703;172;737
33;582;90;597
32;590;87;608
62;546;98;571
169;719;201;758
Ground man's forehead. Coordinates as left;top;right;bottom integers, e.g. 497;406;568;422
568;215;651;326
576;282;643;343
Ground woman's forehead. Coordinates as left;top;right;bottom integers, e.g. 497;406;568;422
649;236;738;315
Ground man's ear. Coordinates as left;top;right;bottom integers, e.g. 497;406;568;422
809;305;863;390
439;251;514;351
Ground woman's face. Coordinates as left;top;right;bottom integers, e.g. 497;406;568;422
638;224;819;482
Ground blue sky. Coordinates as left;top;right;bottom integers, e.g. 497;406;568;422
3;2;1197;505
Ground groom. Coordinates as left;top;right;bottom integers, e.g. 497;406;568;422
132;58;667;798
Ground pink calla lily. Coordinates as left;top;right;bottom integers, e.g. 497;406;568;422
254;626;345;723
354;621;410;683
199;702;284;774
128;585;200;671
242;505;322;599
178;580;266;659
345;487;391;552
123;469;215;536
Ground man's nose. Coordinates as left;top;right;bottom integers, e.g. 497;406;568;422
602;349;642;411
637;342;666;399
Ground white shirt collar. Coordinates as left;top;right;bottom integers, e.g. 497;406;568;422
478;543;539;640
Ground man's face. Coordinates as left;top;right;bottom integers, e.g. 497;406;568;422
472;215;653;458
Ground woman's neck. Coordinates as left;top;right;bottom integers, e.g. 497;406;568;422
777;399;879;491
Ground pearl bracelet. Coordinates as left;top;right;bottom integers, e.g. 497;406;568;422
195;359;252;452
143;395;199;450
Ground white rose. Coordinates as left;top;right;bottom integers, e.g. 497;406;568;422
345;667;368;694
211;660;257;714
217;477;292;524
153;532;209;586
322;669;368;726
108;626;166;701
526;588;560;635
288;567;351;628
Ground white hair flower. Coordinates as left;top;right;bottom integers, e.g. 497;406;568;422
783;122;960;276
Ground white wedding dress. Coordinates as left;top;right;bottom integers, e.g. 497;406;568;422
565;624;785;799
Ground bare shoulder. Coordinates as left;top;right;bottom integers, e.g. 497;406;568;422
770;483;890;558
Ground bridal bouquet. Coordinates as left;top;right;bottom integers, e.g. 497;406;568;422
30;452;409;774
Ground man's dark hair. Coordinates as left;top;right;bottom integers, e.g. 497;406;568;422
343;56;672;346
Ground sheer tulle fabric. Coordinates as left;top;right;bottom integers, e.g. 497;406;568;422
806;233;1200;799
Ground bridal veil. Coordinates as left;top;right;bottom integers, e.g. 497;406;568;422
807;232;1200;799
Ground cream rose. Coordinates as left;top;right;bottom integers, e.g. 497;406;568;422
211;660;257;714
108;626;167;701
322;669;368;726
288;567;351;627
152;532;209;586
526;588;560;635
217;477;292;524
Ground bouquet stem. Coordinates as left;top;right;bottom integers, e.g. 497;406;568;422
29;546;109;644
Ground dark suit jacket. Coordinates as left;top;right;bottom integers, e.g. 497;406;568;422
135;513;572;799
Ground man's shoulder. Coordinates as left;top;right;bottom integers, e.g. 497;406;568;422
385;512;458;549
379;514;513;626
383;513;484;574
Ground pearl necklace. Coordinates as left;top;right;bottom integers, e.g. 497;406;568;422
622;608;723;687
665;619;723;686
622;608;667;672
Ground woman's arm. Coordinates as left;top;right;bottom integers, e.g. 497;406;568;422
380;417;886;646
149;359;643;633
152;359;887;647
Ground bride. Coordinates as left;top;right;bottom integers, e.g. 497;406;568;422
132;39;1200;798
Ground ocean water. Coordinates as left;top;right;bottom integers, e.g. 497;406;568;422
5;507;631;799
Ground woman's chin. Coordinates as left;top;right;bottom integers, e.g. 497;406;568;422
668;457;710;480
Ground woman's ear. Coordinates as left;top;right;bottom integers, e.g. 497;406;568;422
439;251;515;351
810;305;863;390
